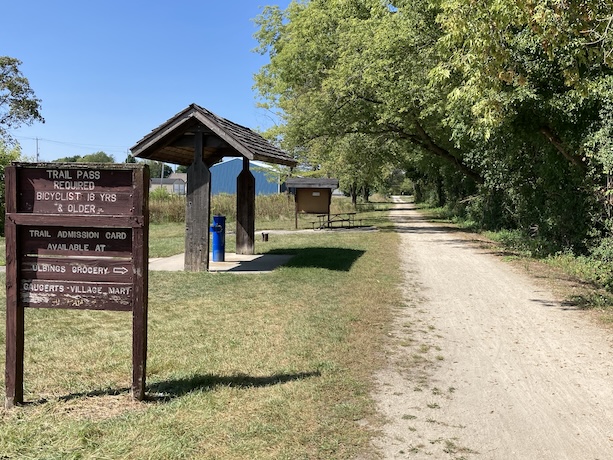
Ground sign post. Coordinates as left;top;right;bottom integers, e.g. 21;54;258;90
4;163;149;408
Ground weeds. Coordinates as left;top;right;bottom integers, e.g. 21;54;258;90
149;191;360;230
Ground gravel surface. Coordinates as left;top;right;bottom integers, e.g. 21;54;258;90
367;198;613;459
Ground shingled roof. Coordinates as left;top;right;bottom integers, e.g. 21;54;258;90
285;178;339;189
130;103;297;167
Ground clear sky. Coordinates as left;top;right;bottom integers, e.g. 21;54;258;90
2;1;291;162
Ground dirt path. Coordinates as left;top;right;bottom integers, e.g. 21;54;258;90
369;199;613;459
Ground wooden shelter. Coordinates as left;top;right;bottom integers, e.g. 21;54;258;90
131;104;296;271
285;178;339;229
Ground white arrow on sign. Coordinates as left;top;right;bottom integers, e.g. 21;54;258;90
113;267;129;275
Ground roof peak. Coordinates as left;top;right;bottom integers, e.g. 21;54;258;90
131;104;297;167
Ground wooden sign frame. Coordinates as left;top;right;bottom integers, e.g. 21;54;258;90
4;163;149;408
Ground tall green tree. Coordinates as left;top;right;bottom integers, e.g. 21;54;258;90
433;0;613;244
255;0;613;250
0;56;44;144
254;0;483;184
434;0;612;168
145;160;172;179
308;133;400;204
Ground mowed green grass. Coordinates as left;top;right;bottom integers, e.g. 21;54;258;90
0;208;403;459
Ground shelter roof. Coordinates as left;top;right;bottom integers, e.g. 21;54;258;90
285;178;339;190
130;103;297;167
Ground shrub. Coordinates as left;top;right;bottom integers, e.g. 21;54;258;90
148;192;356;226
149;192;185;223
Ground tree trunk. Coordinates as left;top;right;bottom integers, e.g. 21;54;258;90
436;175;445;207
349;183;358;206
361;184;370;202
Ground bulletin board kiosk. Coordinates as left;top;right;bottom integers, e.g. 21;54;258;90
285;178;341;229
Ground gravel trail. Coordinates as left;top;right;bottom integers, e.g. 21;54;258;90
369;198;613;459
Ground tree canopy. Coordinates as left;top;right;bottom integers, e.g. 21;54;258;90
254;0;613;251
144;160;173;179
0;56;43;144
54;151;115;163
0;141;23;233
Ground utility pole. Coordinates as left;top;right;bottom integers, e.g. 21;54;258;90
35;138;39;162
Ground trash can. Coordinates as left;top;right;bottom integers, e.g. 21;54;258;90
210;215;226;262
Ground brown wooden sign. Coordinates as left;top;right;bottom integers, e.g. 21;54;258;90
19;226;132;257
16;167;134;215
4;163;149;408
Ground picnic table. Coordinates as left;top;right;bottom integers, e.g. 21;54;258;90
314;212;358;229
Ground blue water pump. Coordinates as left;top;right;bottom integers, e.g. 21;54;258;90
210;215;226;262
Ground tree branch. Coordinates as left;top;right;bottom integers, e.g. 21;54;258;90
539;126;587;173
408;119;484;184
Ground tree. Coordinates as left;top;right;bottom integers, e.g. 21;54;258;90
0;57;44;144
254;0;483;185
254;0;613;251
53;155;82;163
0;141;22;233
81;151;115;163
434;0;612;170
307;133;400;204
54;151;115;163
433;0;613;244
144;160;172;179
589;14;613;65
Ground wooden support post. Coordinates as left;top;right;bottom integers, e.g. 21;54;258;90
236;157;255;255
132;167;149;401
185;130;211;271
5;166;23;408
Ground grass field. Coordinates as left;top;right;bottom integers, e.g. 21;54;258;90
0;204;402;459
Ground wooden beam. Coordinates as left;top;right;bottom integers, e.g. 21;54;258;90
4;166;23;408
185;130;211;271
171;133;231;150
236;158;255;255
131;166;149;401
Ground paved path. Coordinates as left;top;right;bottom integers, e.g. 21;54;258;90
369;198;613;459
149;252;293;273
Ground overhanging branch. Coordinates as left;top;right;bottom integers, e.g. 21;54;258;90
540;126;587;173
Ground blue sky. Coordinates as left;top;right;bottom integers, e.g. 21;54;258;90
2;1;292;162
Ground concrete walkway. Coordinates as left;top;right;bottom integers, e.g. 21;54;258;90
149;252;293;274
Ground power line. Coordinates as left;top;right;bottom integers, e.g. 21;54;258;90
13;135;130;156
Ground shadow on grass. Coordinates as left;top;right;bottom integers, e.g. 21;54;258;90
267;247;365;271
49;371;321;404
147;371;321;401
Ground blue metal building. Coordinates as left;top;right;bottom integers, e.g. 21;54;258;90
209;158;284;195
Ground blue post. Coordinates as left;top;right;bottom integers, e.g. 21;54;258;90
210;215;226;262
